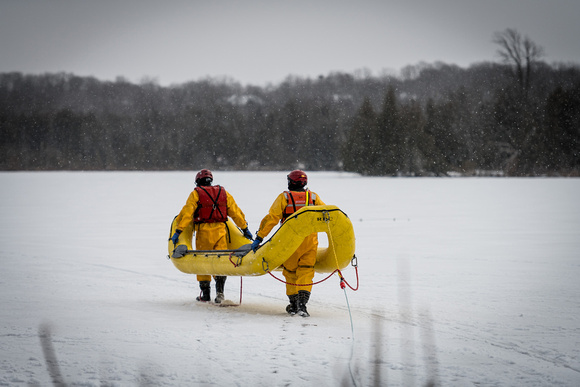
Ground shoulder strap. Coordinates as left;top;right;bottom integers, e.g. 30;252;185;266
286;191;298;213
198;185;225;219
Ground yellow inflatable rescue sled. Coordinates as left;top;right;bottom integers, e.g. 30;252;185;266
167;205;356;276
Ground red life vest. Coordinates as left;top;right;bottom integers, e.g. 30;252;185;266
282;190;316;222
193;185;228;224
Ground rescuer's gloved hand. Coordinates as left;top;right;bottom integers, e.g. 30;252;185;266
251;236;263;252
171;230;182;245
242;228;253;240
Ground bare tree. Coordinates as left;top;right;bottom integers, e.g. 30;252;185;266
493;28;545;93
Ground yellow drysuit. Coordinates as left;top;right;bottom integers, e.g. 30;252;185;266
176;187;248;282
256;190;325;295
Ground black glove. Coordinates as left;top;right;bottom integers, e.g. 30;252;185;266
251;236;263;252
171;229;182;245
242;227;253;240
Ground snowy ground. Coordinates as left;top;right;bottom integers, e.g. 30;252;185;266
1;171;579;386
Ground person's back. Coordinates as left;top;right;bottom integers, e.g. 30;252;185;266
252;170;325;316
172;169;252;302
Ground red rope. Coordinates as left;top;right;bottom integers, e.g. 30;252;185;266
229;253;241;267
266;266;359;291
267;269;337;286
337;268;359;291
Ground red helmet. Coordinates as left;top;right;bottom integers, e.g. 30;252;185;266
195;169;213;186
196;169;213;180
287;170;307;187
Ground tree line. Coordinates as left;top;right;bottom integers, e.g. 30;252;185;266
1;29;579;176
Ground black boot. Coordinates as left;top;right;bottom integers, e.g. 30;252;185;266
196;281;211;302
297;290;311;317
214;276;226;303
286;294;298;315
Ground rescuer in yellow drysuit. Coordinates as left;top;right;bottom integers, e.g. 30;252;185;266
171;169;253;303
251;170;325;317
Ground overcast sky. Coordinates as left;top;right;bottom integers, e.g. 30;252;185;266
1;0;579;87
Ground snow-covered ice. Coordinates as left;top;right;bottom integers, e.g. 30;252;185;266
1;171;579;386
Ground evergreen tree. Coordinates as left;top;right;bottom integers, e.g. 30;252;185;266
342;97;377;175
376;86;401;175
423;100;451;174
542;85;580;173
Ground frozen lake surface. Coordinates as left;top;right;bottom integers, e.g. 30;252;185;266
1;171;579;386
